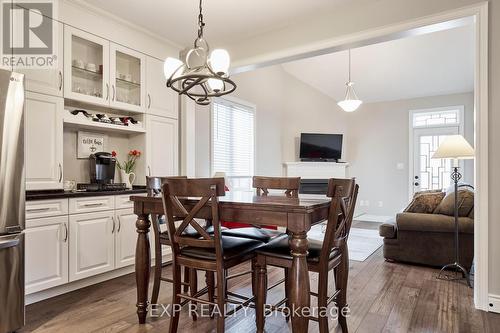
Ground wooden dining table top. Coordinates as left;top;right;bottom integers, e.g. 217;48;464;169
130;191;331;212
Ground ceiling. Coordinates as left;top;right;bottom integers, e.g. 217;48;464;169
82;0;351;47
281;24;474;103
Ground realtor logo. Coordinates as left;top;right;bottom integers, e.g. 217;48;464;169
1;0;57;68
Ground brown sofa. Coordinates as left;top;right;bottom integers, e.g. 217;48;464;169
379;189;474;269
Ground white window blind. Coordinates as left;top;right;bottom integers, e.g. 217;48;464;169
211;98;255;184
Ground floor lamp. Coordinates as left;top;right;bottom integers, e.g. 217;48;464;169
432;134;474;287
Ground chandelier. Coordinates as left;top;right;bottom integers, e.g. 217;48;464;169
338;49;362;112
163;0;236;105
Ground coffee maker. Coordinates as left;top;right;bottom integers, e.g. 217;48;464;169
90;152;116;184
77;152;126;191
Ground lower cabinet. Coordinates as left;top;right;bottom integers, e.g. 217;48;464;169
25;216;69;294
69;211;115;281
115;209;139;268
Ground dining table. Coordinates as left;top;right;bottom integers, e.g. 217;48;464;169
130;191;331;332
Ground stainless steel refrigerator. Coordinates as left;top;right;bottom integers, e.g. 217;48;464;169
0;69;25;333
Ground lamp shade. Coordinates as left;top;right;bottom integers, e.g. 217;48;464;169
432;135;474;160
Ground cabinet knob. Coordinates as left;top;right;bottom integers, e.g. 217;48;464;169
414;182;420;186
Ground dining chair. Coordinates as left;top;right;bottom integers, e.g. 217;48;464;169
161;177;265;333
253;178;358;333
221;176;301;243
148;176;193;308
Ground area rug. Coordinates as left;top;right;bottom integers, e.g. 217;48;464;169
308;224;383;262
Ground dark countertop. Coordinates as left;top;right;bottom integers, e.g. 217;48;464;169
26;186;147;201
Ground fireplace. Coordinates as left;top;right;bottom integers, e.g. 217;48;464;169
299;179;329;195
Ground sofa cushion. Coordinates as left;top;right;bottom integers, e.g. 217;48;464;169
434;189;474;217
396;212;474;234
404;191;445;214
379;223;397;239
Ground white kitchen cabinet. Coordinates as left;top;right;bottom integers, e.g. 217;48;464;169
110;43;146;113
69;211;115;281
64;26;110;106
25;216;69;294
20;21;64;97
114;209;138;268
146;56;178;119
146;115;179;177
25;92;64;190
68;196;114;214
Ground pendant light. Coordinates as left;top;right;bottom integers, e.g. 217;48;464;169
338;49;362;112
163;0;236;105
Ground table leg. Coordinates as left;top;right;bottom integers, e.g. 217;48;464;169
289;230;310;332
135;212;151;324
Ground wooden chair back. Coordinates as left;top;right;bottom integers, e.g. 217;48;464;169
161;178;226;255
253;176;301;197
320;178;358;264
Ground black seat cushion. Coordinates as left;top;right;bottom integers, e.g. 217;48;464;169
256;234;340;263
159;225;227;241
180;236;264;261
221;227;285;243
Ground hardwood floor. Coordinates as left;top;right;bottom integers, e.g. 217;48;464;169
22;243;500;332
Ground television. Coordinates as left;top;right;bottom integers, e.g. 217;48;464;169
299;133;343;162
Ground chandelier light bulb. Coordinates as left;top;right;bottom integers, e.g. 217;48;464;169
163;57;183;80
209;49;230;74
208;78;224;92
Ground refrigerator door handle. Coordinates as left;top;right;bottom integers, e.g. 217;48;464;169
0;238;20;250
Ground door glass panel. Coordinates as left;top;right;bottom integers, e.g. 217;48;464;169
418;134;453;191
71;36;103;98
115;51;141;106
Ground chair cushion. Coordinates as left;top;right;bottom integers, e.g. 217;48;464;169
379;223;397;239
180;236;264;261
221;227;285;243
255;235;340;263
159;225;227;241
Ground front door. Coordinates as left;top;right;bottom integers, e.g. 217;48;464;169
412;126;461;194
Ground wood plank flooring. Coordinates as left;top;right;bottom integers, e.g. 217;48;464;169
21;223;500;333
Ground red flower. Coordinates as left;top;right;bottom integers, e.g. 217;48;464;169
111;151;117;157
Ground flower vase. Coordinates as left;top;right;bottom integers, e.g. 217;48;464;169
120;170;136;189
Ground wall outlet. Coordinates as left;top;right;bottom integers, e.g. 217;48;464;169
378;201;383;207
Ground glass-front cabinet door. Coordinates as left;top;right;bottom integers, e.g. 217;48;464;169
110;44;146;112
64;26;110;106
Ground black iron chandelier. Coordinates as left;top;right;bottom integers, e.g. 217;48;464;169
163;0;236;105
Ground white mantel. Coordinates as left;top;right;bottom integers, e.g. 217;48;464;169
284;162;349;179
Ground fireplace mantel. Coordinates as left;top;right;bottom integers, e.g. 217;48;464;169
283;162;349;179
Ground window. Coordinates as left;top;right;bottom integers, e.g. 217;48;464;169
412;108;460;127
211;97;255;190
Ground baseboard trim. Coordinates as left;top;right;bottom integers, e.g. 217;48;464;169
25;255;171;305
488;294;500;313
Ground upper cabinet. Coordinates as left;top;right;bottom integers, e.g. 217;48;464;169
146;57;178;119
110;44;146;112
19;21;64;97
64;26;110;106
64;26;147;113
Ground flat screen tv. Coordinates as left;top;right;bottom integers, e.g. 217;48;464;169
299;133;343;162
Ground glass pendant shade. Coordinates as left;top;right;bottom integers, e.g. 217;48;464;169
207;78;224;92
338;82;362;112
210;49;230;74
164;57;183;79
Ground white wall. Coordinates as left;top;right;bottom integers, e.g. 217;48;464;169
347;93;474;216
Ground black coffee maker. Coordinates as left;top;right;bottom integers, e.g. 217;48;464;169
90;152;116;184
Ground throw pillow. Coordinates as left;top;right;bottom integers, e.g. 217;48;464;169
404;191;445;214
434;189;474;217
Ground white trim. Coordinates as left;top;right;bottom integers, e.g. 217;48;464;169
231;2;490;311
488;294;500;314
408;105;465;199
473;1;489;311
